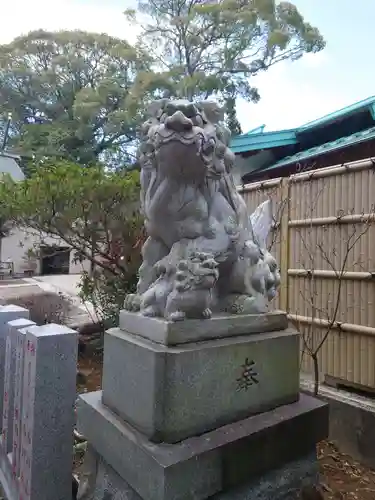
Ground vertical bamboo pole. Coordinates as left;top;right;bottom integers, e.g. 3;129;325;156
278;178;290;312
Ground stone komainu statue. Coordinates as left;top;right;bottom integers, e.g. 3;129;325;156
124;99;280;321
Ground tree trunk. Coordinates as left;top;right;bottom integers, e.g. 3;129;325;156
312;352;319;396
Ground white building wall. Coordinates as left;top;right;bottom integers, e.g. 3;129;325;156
1;227;90;275
0;156;90;275
0;155;25;181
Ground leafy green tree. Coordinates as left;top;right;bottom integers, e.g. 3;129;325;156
226;96;243;136
126;0;325;130
0;30;150;167
0;161;143;324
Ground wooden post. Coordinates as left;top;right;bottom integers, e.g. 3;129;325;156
278;178;290;313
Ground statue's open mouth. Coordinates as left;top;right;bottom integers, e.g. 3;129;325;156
154;126;216;165
154;125;203;145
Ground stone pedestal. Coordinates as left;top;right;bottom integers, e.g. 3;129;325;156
77;311;328;500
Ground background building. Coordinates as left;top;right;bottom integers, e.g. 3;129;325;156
231;95;375;184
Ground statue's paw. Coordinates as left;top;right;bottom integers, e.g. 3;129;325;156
221;294;267;315
267;286;277;300
155;257;176;276
202;308;212;319
167;311;186;322
123;294;133;310
124;294;141;312
142;306;157;317
239;295;267;314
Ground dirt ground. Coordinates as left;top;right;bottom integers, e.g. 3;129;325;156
77;354;375;499
317;441;375;499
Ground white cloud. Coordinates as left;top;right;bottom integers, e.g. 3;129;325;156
1;0;139;44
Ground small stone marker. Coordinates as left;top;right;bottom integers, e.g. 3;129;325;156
2;319;35;455
0;306;29;443
10;320;36;477
18;323;77;500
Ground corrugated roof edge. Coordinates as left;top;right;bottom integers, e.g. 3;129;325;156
230;129;297;153
298;95;375;132
261;126;375;173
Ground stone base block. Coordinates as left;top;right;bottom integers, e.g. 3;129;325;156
78;449;319;500
102;327;300;443
119;310;288;346
77;392;328;500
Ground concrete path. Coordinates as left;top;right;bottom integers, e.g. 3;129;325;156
28;274;82;298
0;274;99;329
28;275;97;315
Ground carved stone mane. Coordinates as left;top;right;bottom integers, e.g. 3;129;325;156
125;99;280;321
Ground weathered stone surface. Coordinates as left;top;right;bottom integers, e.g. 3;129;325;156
2;318;35;454
0;322;78;500
18;323;78;500
0;305;29;443
78;451;319;500
124;99;281;320
79;453;142;500
77;392;328;500
119;310;287;345
78;392;221;500
102;327;300;443
12;321;36;477
0;447;18;500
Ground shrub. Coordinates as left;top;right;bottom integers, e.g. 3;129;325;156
78;268;137;328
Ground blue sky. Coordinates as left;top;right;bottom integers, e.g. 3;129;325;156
2;0;374;132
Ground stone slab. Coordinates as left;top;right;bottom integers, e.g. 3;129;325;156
0;305;29;441
215;450;319;499
119;310;288;346
12;321;36;478
77;449;319;500
0;447;18;500
2;319;35;455
18;323;78;500
102;327;300;443
77;392;328;500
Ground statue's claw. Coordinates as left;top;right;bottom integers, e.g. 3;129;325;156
167;311;186;322
220;294;267;315
142;306;157;317
202;308;212;319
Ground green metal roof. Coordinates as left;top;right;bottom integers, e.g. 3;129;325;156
261;125;375;173
246;125;266;134
230;129;297;154
298;95;375;132
230;96;375;158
